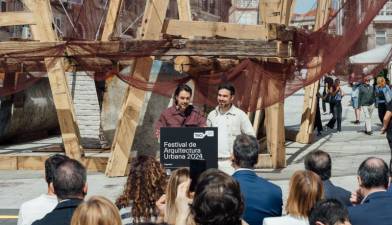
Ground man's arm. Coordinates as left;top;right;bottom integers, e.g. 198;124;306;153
240;111;255;136
155;113;167;138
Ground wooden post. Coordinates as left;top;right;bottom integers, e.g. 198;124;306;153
297;0;331;144
101;0;122;41
23;0;83;160
105;0;170;177
258;0;293;168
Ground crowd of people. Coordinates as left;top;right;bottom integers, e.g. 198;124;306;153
15;82;392;225
16;135;392;225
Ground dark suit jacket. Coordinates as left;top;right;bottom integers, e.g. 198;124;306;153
323;179;352;206
233;169;282;225
32;198;83;225
349;191;392;225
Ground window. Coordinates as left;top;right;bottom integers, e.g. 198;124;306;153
1;1;6;12
209;0;215;14
376;30;387;46
202;0;208;11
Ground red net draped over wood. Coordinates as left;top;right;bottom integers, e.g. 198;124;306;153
0;0;389;112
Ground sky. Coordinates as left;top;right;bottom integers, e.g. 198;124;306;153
295;0;317;13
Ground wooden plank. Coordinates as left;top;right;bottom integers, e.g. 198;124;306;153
106;0;170;177
101;0;122;41
0;39;291;58
163;19;270;40
254;154;273;168
0;12;35;26
296;0;331;144
0;155;108;172
177;0;192;21
23;0;83;160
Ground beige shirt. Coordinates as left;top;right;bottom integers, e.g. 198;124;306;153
207;105;255;158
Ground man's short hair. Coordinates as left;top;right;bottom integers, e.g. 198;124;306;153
358;157;389;189
53;159;87;200
304;150;331;180
218;83;235;96
191;169;243;225
309;199;350;225
45;154;69;185
233;134;259;168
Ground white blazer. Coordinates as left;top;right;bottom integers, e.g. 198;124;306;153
263;215;309;225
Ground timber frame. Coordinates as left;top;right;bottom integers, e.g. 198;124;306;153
0;0;302;175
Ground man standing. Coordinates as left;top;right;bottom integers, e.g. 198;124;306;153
381;100;392;169
32;159;87;225
207;83;255;174
155;84;206;138
304;150;351;206
232;134;282;225
348;157;392;225
358;76;375;135
18;154;69;225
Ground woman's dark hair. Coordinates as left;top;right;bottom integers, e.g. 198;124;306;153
174;84;192;105
191;169;243;225
115;155;167;223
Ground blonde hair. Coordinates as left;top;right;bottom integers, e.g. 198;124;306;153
165;168;190;225
71;196;122;225
286;170;324;218
377;77;386;87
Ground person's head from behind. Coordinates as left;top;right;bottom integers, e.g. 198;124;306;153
309;199;351;225
116;155;167;222
334;79;340;86
357;157;389;195
53;159;87;200
286;170;323;218
232;134;259;169
304;150;331;181
174;84;192;111
71;196;121;225
45;154;69;186
191;169;243;225
165;168;189;225
217;83;235;109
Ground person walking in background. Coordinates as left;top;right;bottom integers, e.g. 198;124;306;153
375;76;391;124
326;79;344;132
350;74;361;124
323;74;334;114
358;76;375;135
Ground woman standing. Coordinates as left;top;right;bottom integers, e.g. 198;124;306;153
375;77;391;123
326;79;344;132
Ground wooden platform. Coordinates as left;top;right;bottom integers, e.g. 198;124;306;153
0;137;110;172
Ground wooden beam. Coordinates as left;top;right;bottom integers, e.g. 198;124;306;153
0;39;293;58
177;0;192;21
163;19;271;40
0;155;108;172
101;0;122;41
105;0;170;177
0;12;35;26
297;0;331;144
259;0;294;169
23;0;83;160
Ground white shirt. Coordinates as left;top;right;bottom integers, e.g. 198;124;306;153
207;105;255;158
263;215;309;225
18;194;58;225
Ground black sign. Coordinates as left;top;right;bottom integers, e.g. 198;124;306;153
160;127;218;170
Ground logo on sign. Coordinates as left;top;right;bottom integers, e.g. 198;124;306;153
194;130;215;139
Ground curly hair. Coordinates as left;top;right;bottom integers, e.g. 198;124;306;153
115;155;167;223
191;169;243;225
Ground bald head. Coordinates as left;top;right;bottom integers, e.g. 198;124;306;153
358;157;389;189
